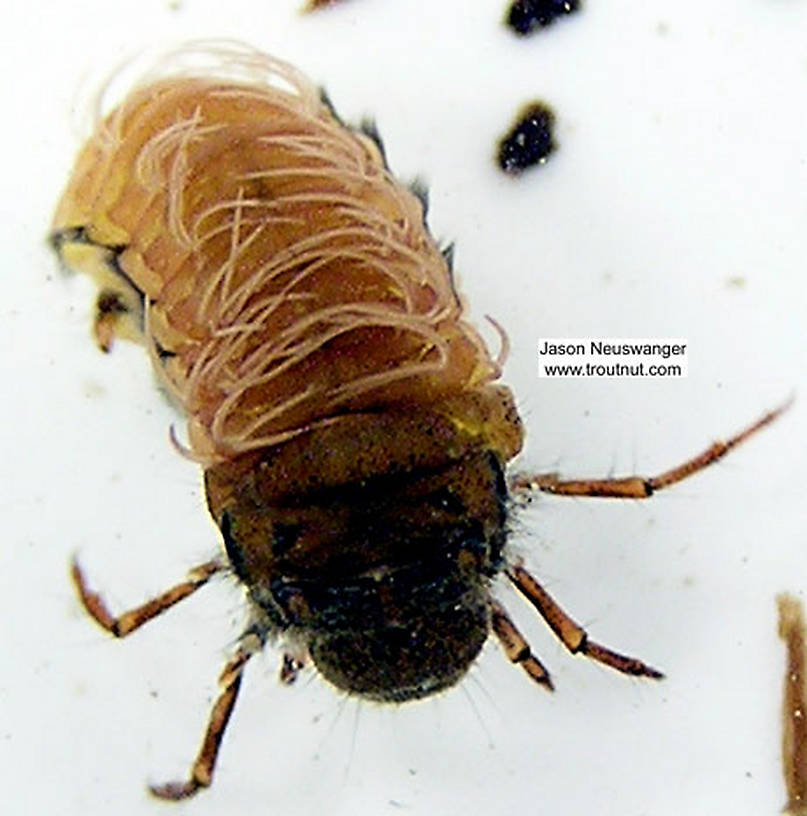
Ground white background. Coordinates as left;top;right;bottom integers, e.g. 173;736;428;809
1;1;805;814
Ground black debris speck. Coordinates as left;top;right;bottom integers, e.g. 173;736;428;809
506;0;580;36
497;102;556;175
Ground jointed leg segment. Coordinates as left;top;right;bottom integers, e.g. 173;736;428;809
150;648;254;801
94;291;129;353
501;401;790;684
507;564;663;679
67;401;788;796
490;598;554;690
509;398;792;499
71;557;222;637
71;555;253;800
279;652;306;685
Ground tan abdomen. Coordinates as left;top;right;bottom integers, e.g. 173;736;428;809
52;51;518;464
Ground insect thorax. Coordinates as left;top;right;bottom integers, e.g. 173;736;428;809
204;395;519;702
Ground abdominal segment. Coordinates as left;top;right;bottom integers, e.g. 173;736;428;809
51;46;506;464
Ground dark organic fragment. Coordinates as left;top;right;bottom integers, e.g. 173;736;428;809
497;102;556;175
777;593;807;816
506;0;580;35
302;0;350;11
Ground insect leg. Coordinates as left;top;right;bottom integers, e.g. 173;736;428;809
279;652;306;685
150;648;254;800
507;564;664;679
50;228;146;351
94;291;130;352
509;397;792;499
490;598;554;690
71;557;222;637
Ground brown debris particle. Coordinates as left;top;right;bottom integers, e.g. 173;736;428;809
777;593;807;815
301;0;351;12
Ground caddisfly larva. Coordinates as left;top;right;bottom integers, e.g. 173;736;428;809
51;41;789;799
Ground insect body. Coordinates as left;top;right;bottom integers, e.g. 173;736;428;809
52;42;787;799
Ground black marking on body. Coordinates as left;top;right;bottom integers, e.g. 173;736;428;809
48;227;146;316
408;177;429;218
48;226;85;251
358;118;388;165
269;537;485;633
441;242;455;271
220;512;249;584
439;243;462;309
318;87;346;126
108;248;145;307
425;486;468;516
272;523;302;556
236;453;506;625
96;291;128;316
152;334;178;361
